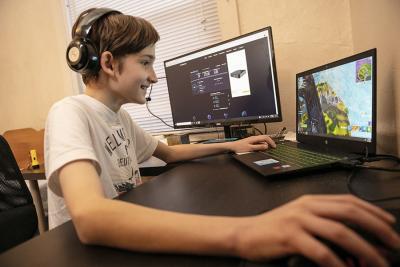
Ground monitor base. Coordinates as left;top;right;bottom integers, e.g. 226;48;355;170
224;125;254;139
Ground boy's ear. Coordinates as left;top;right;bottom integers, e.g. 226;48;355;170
100;51;116;76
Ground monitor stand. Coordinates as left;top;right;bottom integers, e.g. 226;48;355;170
224;126;232;138
224;125;253;139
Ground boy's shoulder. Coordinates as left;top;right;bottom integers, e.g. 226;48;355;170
51;94;87;109
51;94;107;114
48;95;94;121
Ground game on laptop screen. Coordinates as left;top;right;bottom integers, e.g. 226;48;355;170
297;51;375;143
164;27;281;128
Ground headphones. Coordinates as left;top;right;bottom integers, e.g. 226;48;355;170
66;8;122;74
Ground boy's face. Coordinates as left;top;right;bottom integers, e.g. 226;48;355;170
111;45;157;105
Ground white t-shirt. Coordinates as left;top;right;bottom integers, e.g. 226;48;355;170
45;94;158;229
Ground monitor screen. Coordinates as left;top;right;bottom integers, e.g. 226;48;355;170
164;27;282;129
296;49;376;149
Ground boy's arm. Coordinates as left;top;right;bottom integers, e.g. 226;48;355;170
59;159;239;254
60;160;399;267
153;135;276;163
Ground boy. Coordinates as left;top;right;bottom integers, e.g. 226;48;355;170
46;8;399;267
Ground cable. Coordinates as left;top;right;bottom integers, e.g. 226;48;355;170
145;77;281;137
346;168;400;202
345;155;400;202
145;100;175;128
360;154;400;163
273;127;286;138
353;165;400;172
145;78;214;132
146;100;212;131
270;126;287;142
253;126;263;136
145;76;166;102
145;77;174;128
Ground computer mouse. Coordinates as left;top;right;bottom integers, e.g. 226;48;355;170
286;224;400;267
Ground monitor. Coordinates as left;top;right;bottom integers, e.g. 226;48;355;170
164;27;282;137
296;48;377;154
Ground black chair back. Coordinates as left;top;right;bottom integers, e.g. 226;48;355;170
0;135;38;253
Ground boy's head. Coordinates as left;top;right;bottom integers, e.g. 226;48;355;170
67;8;160;85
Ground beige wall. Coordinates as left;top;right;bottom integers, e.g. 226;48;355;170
0;0;77;134
217;0;400;154
349;0;400;154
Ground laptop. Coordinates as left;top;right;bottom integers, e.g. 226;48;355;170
233;48;377;177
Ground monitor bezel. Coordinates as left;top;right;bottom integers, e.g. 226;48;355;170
164;26;282;129
295;48;377;155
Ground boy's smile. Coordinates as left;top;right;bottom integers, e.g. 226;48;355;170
114;45;157;105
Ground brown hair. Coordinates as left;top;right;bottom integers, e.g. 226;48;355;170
72;8;160;84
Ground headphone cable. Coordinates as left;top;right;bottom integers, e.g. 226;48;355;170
145;77;174;128
145;77;212;131
145;96;174;128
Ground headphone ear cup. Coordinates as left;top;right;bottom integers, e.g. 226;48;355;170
82;38;101;74
66;38;87;72
66;38;100;74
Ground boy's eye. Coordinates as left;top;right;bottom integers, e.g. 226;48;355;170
141;61;150;66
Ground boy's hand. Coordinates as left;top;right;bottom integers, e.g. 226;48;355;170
229;135;276;153
234;195;399;267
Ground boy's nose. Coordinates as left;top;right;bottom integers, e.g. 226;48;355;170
149;75;158;84
148;70;158;84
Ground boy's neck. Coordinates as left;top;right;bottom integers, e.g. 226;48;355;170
85;83;124;113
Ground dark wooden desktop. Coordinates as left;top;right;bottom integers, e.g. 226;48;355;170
1;153;400;267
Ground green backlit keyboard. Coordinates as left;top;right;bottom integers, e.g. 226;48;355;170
261;143;342;168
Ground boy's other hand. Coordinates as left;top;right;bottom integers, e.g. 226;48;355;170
229;135;276;153
234;195;399;267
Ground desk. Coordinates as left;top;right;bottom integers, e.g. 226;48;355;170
21;166;47;234
1;154;400;266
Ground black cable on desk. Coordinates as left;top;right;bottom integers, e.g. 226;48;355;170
360;154;400;164
345;155;400;202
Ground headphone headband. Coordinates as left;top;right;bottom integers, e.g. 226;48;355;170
74;8;120;38
66;8;122;74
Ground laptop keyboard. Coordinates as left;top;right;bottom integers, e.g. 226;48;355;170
261;143;342;168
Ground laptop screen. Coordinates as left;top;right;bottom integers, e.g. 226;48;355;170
296;49;376;154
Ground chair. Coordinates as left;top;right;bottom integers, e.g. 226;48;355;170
3;128;48;233
0;135;38;253
2;128;44;170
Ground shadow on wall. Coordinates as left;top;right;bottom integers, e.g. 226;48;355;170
377;63;398;155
